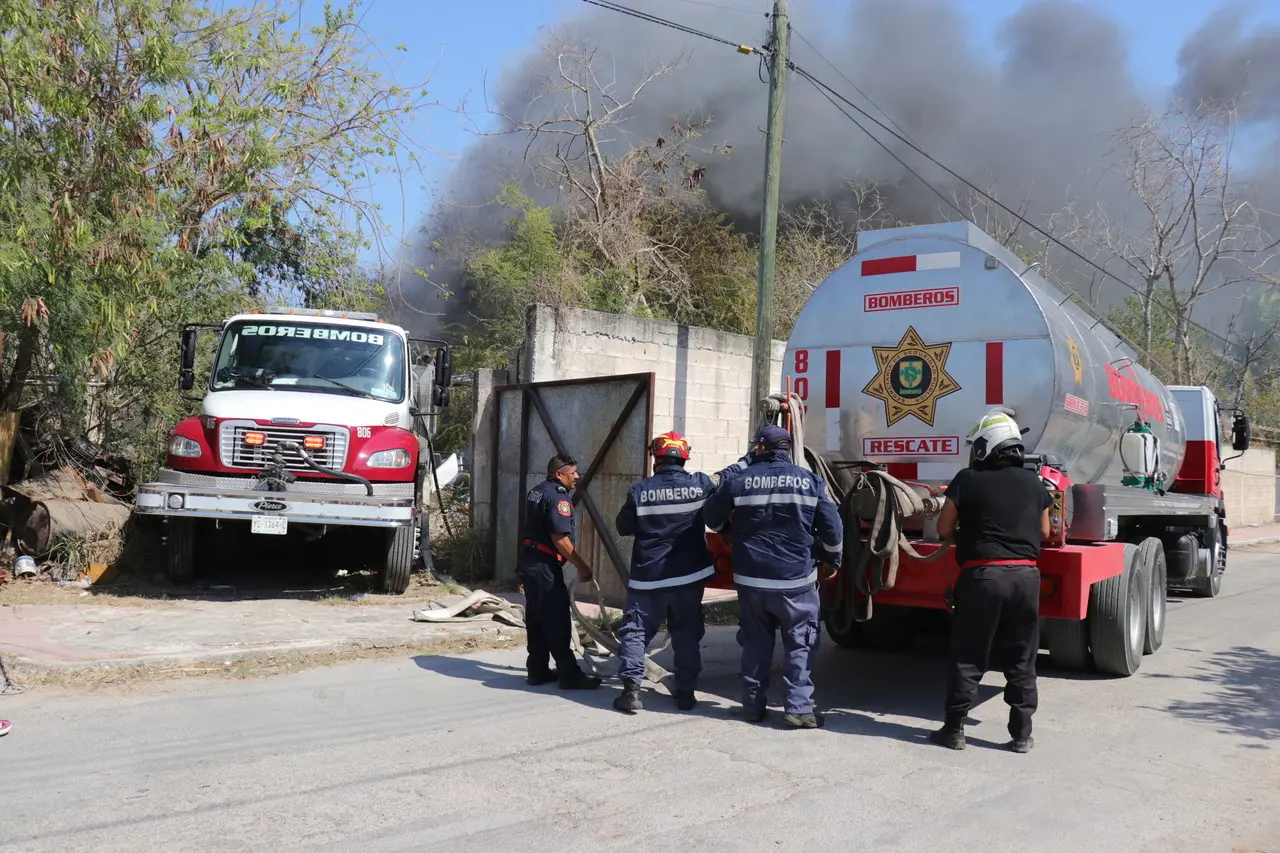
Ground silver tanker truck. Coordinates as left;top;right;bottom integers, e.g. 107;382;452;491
777;220;1251;677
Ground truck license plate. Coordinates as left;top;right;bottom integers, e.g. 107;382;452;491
251;515;288;536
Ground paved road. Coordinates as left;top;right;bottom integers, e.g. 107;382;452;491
2;547;1278;853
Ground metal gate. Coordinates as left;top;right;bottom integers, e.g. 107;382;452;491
490;373;654;607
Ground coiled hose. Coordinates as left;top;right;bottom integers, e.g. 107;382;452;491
758;393;951;632
566;573;672;683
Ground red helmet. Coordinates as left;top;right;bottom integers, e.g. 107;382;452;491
650;430;691;460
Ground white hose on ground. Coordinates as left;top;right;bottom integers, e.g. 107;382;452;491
414;572;672;682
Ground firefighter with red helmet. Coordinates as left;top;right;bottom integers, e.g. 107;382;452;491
612;431;717;713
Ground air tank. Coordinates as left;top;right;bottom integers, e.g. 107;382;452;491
782;221;1187;487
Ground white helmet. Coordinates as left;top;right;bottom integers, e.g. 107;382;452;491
966;409;1027;466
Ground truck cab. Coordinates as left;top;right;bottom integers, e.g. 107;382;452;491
135;308;452;593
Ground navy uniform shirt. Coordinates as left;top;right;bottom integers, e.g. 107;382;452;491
711;451;756;487
615;466;715;591
703;450;843;592
522;477;575;560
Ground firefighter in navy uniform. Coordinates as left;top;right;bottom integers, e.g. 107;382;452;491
612;431;716;714
932;411;1052;753
518;454;602;691
703;424;844;728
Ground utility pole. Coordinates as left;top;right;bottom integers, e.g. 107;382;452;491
748;0;789;444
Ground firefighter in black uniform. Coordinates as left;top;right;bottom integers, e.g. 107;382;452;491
933;411;1052;753
518;454;602;691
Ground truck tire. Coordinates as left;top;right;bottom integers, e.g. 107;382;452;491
380;524;414;595
1089;543;1146;677
1044;617;1091;671
1139;537;1166;655
856;605;918;652
166;518;196;584
823;616;865;649
1189;522;1225;599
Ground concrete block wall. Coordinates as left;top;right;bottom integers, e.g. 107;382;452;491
1221;446;1276;528
513;305;788;474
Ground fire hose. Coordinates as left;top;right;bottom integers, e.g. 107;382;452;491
566;573;672;683
758;393;950;631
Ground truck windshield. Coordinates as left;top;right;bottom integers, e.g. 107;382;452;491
211;320;405;403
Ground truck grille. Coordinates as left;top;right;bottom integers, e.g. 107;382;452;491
218;422;350;473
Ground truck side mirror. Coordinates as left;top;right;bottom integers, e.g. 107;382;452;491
432;346;452;408
179;328;198;391
1231;413;1251;452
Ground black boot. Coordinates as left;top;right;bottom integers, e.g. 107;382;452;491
1009;709;1034;752
559;671;602;690
527;668;559;686
613;679;643;713
675;690;697;711
929;714;966;750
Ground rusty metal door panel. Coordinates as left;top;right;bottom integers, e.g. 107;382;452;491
491;373;654;609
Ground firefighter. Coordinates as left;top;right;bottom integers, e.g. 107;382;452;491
932;410;1052;753
517;454;602;691
703;424;844;728
612;431;716;714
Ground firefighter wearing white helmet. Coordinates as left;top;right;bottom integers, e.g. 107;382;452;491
933;409;1053;754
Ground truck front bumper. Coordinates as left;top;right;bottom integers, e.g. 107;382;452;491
135;468;415;528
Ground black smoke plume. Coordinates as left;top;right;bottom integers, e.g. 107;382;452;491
390;0;1280;338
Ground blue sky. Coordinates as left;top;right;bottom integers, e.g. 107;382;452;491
347;0;1279;264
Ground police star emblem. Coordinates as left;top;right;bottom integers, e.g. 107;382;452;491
861;326;961;427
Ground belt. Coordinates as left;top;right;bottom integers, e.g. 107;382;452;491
522;539;565;564
959;559;1038;569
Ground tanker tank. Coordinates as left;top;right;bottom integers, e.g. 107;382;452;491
782;221;1187;487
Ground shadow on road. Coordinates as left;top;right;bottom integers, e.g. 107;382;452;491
410;654;695;718
1149;645;1280;746
413;626;1079;749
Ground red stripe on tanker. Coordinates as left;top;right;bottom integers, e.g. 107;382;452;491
824;350;841;408
861;251;962;277
824;349;841;453
985;342;1004;405
1106;363;1165;422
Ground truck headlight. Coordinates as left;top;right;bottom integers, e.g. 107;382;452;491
168;436;203;458
367;448;411;469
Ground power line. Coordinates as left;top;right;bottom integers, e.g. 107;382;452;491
788;64;1236;350
805;80;965;219
578;0;759;50
789;27;917;149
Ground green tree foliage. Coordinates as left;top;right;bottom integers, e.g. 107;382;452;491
0;0;431;476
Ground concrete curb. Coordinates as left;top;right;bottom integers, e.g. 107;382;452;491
5;621;516;675
1233;537;1280;548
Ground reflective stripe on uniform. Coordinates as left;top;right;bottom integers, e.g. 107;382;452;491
821;541;841;556
736;493;820;508
635;498;707;517
628;566;715;590
734;569;819;591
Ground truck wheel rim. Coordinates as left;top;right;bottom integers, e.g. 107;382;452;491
1128;573;1143;652
1151;570;1164;634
